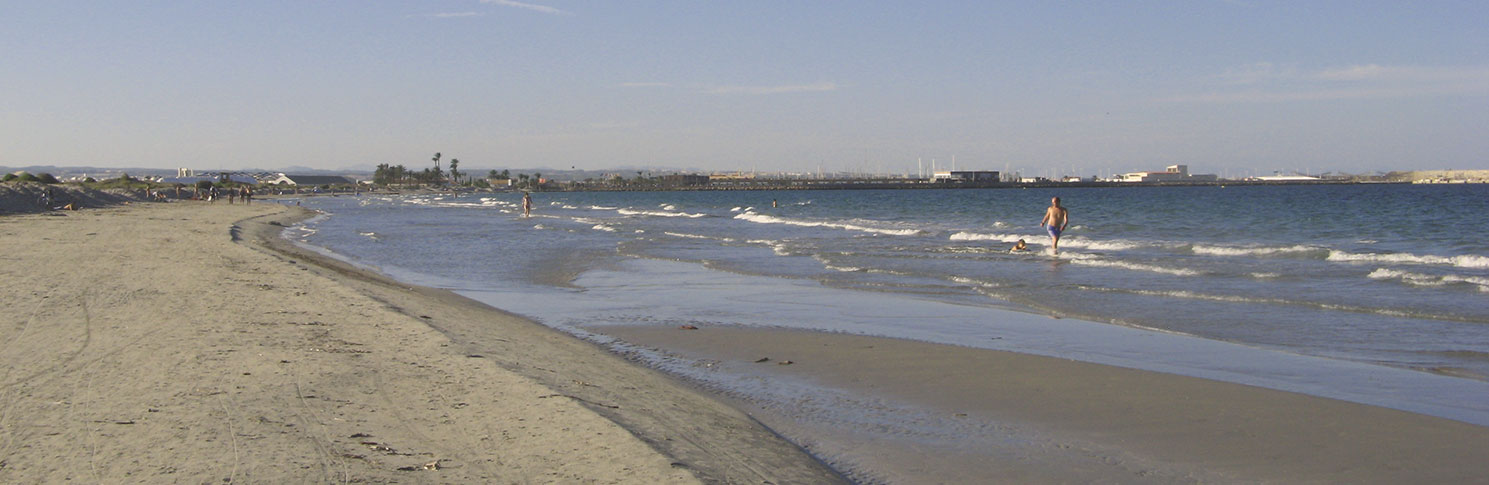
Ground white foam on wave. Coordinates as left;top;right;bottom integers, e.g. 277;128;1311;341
746;238;793;256
1367;268;1489;290
591;224;617;232
1089;285;1473;320
1330;250;1489;269
948;275;1000;288
618;208;707;218
1191;244;1322;257
1069;258;1202;277
664;231;736;242
810;255;913;276
948;231;1024;243
588;205;618;210
358;231;381;241
730;206;743;212
951;231;1145;252
479;197;514;207
1060;238;1145;252
735;212;925;236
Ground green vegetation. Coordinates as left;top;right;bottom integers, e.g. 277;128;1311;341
83;174;153;190
372;152;538;190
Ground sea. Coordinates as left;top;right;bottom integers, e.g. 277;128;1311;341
286;183;1489;434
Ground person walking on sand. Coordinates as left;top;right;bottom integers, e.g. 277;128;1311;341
522;192;533;217
1040;196;1070;252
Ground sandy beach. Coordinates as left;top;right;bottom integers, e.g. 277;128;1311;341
6;197;1488;484
0;200;839;483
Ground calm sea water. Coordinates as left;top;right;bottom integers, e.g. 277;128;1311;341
291;184;1489;424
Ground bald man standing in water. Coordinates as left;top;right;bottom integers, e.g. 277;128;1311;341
1041;196;1069;252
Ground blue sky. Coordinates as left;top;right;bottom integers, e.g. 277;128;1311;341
2;1;1485;177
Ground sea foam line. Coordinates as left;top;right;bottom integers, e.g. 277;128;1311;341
1367;268;1489;291
1079;285;1486;323
618;208;707;218
1329;250;1489;270
1191;244;1324;257
735;212;925;236
664;232;737;242
948;231;1025;243
1068;258;1202;277
949;231;1146;252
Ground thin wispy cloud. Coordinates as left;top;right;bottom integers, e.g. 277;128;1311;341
426;12;484;18
481;0;569;16
1314;64;1387;81
1170;64;1489;103
705;82;839;95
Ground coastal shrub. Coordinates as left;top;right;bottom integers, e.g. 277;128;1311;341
37;173;60;184
84;177;96;183
13;173;39;183
196;180;213;191
1;173;15;182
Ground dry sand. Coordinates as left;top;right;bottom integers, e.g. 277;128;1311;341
601;325;1489;484
0;201;840;483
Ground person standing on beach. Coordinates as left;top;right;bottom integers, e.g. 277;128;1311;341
1040;196;1070;252
522;192;533;217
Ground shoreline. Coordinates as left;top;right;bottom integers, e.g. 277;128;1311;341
0;202;841;483
596;324;1489;484
278;188;1489;482
237;204;847;483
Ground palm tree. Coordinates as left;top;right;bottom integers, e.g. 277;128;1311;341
449;158;461;185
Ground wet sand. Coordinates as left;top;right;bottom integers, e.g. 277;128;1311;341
0;201;839;483
599;325;1489;484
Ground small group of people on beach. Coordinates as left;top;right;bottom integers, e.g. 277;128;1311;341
205;186;254;204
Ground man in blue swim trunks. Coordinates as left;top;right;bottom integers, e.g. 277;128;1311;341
1041;196;1069;252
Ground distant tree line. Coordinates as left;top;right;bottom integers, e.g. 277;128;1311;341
371;152;544;190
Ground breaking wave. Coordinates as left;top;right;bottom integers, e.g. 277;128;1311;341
1329;251;1489;269
618;208;708;218
735;212;926;236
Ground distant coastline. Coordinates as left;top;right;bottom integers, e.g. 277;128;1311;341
549;177;1394;192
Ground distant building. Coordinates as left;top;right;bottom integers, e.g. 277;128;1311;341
661;174;711;186
159;170;257;185
1251;174;1321;182
260;174;357;186
1118;165;1217;183
931;170;999;182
